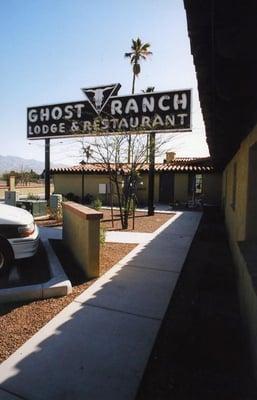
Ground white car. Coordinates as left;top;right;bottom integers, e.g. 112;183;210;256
0;204;39;275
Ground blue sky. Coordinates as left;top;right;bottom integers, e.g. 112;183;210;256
0;0;209;165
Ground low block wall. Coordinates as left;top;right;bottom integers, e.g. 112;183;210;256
0;184;54;200
62;202;103;279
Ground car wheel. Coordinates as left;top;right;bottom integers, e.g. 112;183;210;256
0;240;13;276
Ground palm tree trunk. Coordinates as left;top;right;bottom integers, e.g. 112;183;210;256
132;72;136;94
128;72;136;163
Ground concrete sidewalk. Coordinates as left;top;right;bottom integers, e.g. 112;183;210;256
0;211;202;400
106;231;153;244
39;226;155;244
39;226;153;244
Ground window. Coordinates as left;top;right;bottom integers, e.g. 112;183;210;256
188;174;202;194
195;174;203;194
99;184;107;194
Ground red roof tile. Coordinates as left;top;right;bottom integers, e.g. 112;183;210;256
51;158;214;174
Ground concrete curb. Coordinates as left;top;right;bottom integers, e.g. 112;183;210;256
0;238;72;304
0;211;186;304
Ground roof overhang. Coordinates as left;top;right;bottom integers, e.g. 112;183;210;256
184;0;257;168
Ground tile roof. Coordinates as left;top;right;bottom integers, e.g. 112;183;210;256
51;158;214;174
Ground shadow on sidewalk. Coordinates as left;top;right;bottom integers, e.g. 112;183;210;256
0;212;201;400
136;208;257;400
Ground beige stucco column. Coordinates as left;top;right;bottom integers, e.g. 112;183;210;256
9;175;16;191
62;201;103;279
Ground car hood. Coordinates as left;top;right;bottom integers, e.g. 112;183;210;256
0;204;34;225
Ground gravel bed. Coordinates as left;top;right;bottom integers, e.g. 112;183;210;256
0;242;136;363
37;209;174;233
101;209;174;232
0;210;174;363
37;209;174;232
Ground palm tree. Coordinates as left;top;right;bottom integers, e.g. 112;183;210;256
125;39;152;162
125;38;152;94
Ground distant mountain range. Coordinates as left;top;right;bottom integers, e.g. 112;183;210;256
0;155;68;175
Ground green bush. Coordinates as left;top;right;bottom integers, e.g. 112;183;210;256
65;192;75;201
83;193;94;204
27;193;40;200
100;226;106;246
91;197;102;211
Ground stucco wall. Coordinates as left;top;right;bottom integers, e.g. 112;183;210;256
54;174;90;197
54;172;160;205
53;170;221;206
174;174;188;202
135;173;159;205
53;174;110;198
222;123;257;378
223;123;257;243
0;184;54;199
202;173;222;205
84;175;110;198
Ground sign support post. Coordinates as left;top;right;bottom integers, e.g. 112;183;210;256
148;132;155;216
45;138;50;203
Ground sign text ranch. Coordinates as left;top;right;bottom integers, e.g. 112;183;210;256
27;89;191;139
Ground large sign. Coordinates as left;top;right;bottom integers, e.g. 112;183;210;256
27;84;191;139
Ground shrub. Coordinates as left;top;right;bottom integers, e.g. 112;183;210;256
65;193;80;203
91;197;102;211
73;195;80;203
100;226;106;246
83;193;94;204
65;192;75;201
27;193;40;200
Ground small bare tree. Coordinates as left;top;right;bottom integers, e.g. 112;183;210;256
81;134;166;229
